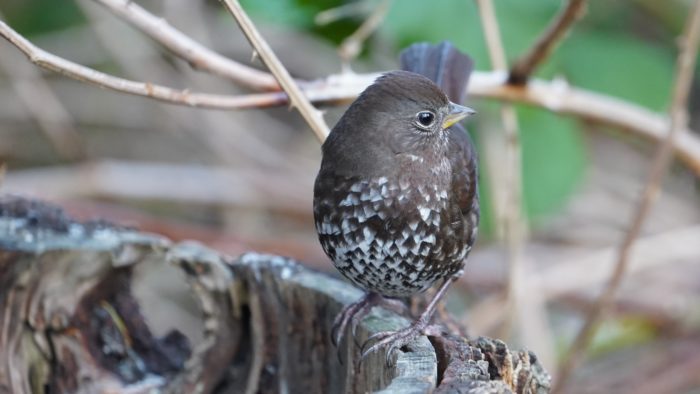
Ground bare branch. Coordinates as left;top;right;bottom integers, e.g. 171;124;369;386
76;0;299;174
508;0;588;85
474;0;550;364
2;19;700;178
471;75;700;177
552;1;700;392
315;0;375;25
476;0;508;71
91;0;279;91
0;20;290;109
219;0;330;142
0;19;361;111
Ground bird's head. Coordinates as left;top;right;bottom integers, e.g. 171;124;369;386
322;71;475;175
365;71;474;134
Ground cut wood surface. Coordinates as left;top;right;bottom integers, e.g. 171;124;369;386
0;196;550;393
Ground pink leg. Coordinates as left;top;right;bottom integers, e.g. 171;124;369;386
331;292;410;362
360;274;459;365
332;292;381;347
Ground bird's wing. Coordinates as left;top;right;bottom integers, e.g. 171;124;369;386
447;123;479;232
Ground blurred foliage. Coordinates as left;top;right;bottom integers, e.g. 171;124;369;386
552;314;659;361
470;104;586;236
560;33;673;111
238;0;682;234
238;0;358;43
0;0;689;235
519;107;587;218
0;0;84;35
382;0;676;232
586;316;658;358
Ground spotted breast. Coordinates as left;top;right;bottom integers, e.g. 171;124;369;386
314;157;475;298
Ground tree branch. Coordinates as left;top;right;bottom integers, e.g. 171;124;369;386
475;0;508;71
474;0;525;334
508;0;588;85
219;0;330;142
0;20;286;109
471;75;700;177
2;19;700;177
552;1;700;391
92;0;280;91
475;0;555;368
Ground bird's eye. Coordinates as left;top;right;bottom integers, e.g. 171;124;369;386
415;111;435;129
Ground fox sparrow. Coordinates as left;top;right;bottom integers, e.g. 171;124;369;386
313;42;479;362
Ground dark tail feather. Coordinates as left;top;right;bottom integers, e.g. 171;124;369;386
399;41;473;104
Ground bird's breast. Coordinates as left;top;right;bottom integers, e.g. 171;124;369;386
313;170;468;297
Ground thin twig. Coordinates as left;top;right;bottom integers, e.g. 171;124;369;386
471;76;700;177
219;0;330;142
476;0;507;71
552;2;700;392
508;0;588;85
337;0;392;67
3;19;700;175
0;19;287;109
315;0;375;25
91;0;279;91
78;0;287;172
155;0;305;174
474;0;527;342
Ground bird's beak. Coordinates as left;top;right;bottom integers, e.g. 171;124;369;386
442;102;476;129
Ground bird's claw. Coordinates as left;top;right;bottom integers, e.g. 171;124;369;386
352;322;364;348
359;325;420;366
330;307;351;347
360;322;448;365
353;297;409;347
331;293;390;363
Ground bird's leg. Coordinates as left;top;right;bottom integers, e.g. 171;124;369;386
331;292;408;348
361;272;461;365
351;296;408;347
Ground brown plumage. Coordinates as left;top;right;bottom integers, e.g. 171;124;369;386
313;42;478;362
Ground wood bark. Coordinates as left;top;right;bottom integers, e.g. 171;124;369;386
0;196;550;393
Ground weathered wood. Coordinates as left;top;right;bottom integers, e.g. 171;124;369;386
0;196;550;393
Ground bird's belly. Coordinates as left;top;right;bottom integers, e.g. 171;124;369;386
314;176;470;298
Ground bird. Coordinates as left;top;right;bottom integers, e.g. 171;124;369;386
313;41;479;363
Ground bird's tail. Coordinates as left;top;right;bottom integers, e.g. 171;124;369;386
399;41;473;104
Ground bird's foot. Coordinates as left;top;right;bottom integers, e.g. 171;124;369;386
331;292;408;349
360;318;446;366
360;276;460;365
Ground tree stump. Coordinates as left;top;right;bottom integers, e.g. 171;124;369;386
0;196;550;393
